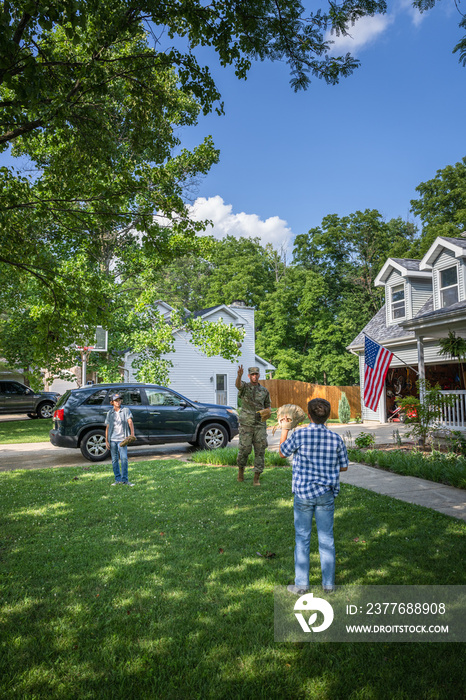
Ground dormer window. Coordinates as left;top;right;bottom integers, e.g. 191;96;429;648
391;284;405;320
440;266;459;307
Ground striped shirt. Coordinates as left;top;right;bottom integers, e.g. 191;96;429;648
280;423;349;499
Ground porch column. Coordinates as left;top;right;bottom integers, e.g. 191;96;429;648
417;335;425;402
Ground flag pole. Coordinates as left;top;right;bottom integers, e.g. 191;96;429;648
363;332;419;375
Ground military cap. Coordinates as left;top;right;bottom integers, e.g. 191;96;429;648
248;366;260;374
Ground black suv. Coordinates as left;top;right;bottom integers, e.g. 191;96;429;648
50;383;239;461
0;380;60;419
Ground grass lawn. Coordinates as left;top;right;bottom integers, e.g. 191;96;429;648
191;446;289;466
1;460;465;699
0;418;52;443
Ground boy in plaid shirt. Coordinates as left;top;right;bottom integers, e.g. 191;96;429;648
279;398;348;593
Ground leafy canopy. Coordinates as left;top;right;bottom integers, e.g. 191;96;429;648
0;0;378;378
411;158;466;254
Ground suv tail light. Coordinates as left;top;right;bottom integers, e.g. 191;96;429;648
54;408;65;421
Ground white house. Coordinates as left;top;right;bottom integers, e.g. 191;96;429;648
124;300;275;407
348;235;466;425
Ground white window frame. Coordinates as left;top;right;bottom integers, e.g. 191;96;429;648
389;283;406;322
438;265;459;308
215;373;228;405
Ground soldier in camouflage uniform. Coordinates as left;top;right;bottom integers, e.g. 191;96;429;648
236;365;271;486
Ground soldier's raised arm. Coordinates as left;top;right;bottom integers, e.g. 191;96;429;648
235;365;244;390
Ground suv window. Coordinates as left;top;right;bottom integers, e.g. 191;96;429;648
55;390;72;409
118;388;143;406
84;389;108;405
145;388;184;406
2;381;28;394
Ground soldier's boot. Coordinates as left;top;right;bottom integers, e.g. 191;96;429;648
253;472;261;486
237;466;245;482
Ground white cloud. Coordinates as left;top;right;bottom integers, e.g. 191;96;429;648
188;195;293;253
326;14;394;54
397;0;425;27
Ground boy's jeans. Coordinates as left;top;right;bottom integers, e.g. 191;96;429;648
110;441;129;483
293;491;335;589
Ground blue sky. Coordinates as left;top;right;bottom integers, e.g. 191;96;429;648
180;0;466;257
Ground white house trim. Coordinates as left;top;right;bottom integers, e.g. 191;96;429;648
375;258;432;286
420;235;466;269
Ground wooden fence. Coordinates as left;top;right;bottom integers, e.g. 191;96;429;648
259;379;361;420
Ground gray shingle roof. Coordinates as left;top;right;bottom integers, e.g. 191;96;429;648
404;298;466;323
439;236;466;250
191;305;222;319
347;304;415;349
390;258;422;271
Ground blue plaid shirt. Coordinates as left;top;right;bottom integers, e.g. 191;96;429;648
280;423;349;499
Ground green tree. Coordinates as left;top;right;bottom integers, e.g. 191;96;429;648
255;210;418;386
293;210;418;319
200;237;278;309
0;1;370;374
338;392;351;423
410;158;466;254
144;235;280;312
255;265;358;384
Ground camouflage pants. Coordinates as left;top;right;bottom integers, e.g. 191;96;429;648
237;422;268;474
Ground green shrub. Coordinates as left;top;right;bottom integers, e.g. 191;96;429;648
448;430;466;456
338;392;351;424
400;380;456;446
347;447;466;489
354;432;376;449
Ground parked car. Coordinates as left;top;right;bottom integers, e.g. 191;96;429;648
50;383;239;461
0;380;60;419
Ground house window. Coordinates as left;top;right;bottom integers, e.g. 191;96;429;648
391;284;405;320
440;266;459;307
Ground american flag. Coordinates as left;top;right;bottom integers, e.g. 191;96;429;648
364;336;393;411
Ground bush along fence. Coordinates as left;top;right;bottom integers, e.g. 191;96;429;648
260;379;360;420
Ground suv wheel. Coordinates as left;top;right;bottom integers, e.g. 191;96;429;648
38;402;54;419
80;429;110;462
198;423;228;450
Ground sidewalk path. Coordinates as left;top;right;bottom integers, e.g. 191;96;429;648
340;463;466;521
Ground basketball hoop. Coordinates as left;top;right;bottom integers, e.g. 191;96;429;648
76;346;96;359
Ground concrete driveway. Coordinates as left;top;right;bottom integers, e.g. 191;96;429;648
0;421;410;472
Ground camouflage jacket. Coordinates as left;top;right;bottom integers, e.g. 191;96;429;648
238;381;271;426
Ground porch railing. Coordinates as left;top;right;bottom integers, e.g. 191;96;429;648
439;390;466;429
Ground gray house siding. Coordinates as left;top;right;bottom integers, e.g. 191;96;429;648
387;341;445;368
411;280;433;316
